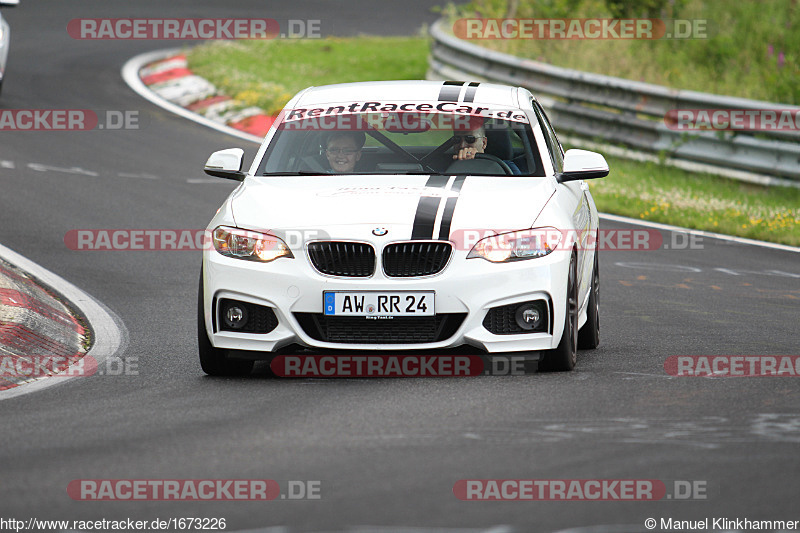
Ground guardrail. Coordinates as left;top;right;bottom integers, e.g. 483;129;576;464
426;19;800;184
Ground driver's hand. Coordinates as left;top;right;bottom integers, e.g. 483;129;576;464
453;147;478;160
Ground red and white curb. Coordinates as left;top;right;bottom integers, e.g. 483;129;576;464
123;49;272;143
0;260;86;390
0;244;125;399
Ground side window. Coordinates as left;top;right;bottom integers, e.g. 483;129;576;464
531;99;564;172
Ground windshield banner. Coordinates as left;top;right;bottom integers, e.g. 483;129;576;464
279;102;529;132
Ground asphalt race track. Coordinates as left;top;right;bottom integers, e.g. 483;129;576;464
1;1;799;531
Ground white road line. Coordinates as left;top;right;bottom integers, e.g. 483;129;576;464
186;178;233;184
0;244;127;401
121;49;263;145
552;526;654;533
3;162;160;180
27;163;99;176
223;528;513;533
117;172;159;179
599;212;800;253
613;372;675;380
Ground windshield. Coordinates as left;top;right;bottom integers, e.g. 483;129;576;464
257;102;545;177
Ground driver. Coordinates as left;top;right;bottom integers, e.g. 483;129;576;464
452;126;487;162
452;125;521;174
325;131;365;173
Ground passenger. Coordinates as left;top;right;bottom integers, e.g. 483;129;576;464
325;131;366;173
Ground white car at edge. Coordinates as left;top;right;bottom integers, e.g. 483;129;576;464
0;0;18;96
198;80;608;375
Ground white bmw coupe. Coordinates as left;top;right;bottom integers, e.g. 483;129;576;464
199;80;608;375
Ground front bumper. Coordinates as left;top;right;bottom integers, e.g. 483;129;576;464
201;246;571;356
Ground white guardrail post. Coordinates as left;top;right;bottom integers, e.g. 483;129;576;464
426;19;800;184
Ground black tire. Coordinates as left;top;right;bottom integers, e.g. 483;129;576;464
197;269;254;376
541;254;578;372
578;251;600;349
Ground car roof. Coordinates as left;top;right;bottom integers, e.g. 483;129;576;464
293;80;523;108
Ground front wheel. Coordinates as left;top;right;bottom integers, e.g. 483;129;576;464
540;254;578;372
578;251;600;349
197;269;254;376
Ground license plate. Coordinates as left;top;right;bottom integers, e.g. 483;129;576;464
323;291;434;317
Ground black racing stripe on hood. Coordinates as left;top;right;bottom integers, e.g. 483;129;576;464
425;174;449;188
410;175;449;240
437;175;466;240
410;197;442;240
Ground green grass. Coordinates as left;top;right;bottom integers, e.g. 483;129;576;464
186;37;429;114
587;155;800;246
444;0;799;104
185;35;800;246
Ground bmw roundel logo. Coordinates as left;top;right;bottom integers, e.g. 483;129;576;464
372;227;388;236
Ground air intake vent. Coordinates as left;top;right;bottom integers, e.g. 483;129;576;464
307;242;375;277
382;241;452;277
294;313;466;344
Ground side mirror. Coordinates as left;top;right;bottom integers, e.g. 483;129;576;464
0;0;20;7
557;149;609;183
204;148;246;181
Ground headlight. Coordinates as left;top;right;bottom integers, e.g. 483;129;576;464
212;226;294;262
467;227;562;263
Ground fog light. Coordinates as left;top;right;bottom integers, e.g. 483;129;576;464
515;304;542;331
224;304;248;330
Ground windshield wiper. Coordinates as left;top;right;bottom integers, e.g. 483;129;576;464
260;171;330;176
262;171;454;176
392;171;449;175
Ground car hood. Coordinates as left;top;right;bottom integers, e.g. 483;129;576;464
230;175;555;240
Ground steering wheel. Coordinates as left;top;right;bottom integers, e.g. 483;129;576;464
474;153;514;175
